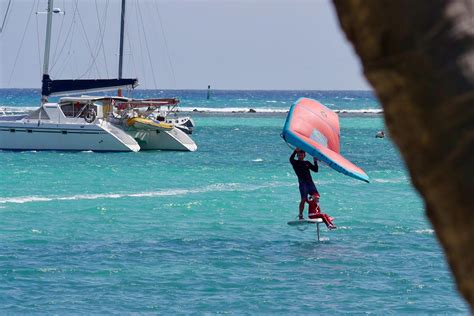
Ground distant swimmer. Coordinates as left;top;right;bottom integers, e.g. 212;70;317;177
376;130;385;138
289;148;320;220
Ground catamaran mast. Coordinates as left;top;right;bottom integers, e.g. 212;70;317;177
43;0;54;76
117;0;126;96
118;0;126;79
41;0;54;103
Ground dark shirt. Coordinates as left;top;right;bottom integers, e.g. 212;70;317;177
290;151;318;183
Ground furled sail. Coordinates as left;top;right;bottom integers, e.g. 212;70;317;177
282;97;370;183
41;74;138;97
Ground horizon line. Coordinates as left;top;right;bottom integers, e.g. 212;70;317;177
0;87;374;92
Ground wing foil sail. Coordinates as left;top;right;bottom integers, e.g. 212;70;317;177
282;97;370;183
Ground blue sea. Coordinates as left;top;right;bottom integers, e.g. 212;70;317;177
0;89;469;313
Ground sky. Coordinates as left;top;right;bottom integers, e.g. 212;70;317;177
0;0;371;90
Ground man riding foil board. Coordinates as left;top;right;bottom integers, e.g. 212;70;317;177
282;98;370;232
289;148;336;230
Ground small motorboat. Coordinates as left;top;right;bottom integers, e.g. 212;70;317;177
164;116;195;134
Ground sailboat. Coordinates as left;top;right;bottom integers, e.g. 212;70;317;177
0;0;140;152
108;97;197;151
106;0;197;152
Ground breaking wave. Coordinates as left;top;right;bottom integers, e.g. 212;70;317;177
179;107;382;114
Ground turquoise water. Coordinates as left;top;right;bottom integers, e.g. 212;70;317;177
0;90;468;313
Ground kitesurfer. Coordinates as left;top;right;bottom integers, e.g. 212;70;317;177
289;148;319;220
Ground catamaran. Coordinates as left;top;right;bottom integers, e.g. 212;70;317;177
66;95;198;151
0;0;140;152
0;97;140;152
107;0;197;151
108;97;197;151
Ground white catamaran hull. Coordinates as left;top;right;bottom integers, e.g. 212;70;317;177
130;127;197;151
0;119;140;152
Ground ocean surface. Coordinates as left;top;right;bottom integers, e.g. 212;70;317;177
0;89;468;313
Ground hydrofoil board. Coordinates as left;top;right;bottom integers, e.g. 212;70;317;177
287;218;323;226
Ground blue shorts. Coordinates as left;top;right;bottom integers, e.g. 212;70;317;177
299;181;318;200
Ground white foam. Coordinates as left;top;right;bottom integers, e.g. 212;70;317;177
38;267;58;273
252;158;264;162
0;106;35;114
335;226;350;230
180;106;288;113
0;182;282;205
337;109;383;114
0;196;53;204
415;229;434;235
179;106;382;114
373;177;408;184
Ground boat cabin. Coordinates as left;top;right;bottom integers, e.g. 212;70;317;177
21;97;110;124
58;97;106;120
